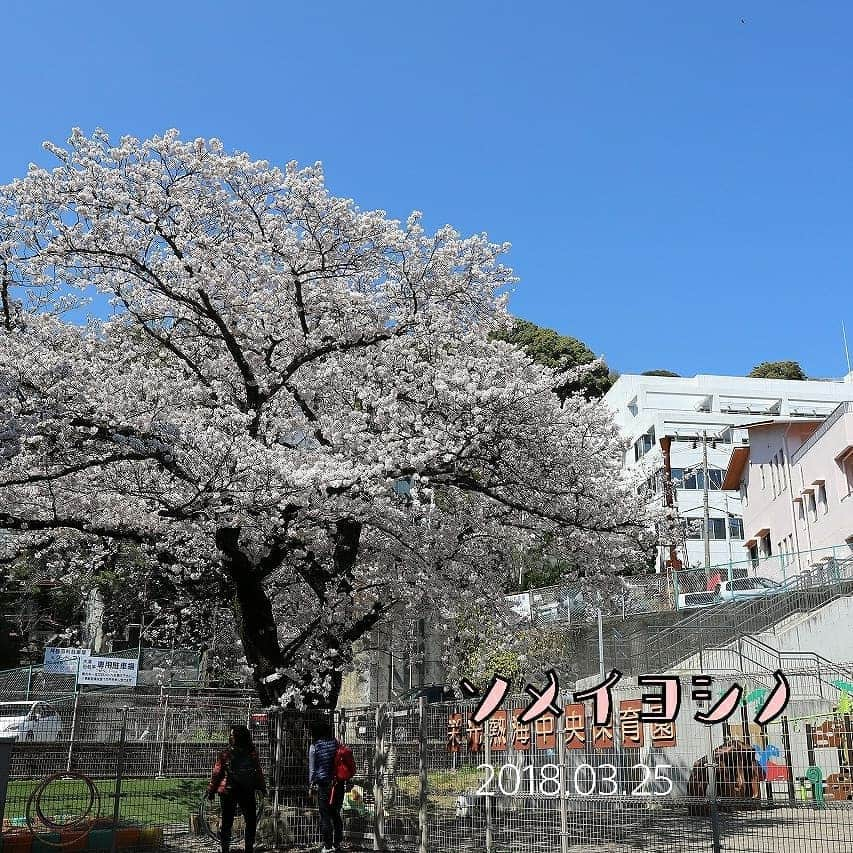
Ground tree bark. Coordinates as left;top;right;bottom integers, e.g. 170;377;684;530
216;519;388;709
216;527;286;705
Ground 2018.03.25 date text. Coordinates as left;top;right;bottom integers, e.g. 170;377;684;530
475;763;673;797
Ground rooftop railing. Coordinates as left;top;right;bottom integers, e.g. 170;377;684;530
791;399;853;463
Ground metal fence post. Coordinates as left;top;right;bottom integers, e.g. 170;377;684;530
707;726;721;853
373;705;386;851
272;712;283;849
66;690;81;771
781;717;796;803
556;700;569;853
0;737;14;832
417;696;428;853
484;714;492;853
109;707;129;853
157;693;169;778
25;665;33;700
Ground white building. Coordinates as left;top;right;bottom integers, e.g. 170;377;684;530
603;373;853;572
723;401;853;580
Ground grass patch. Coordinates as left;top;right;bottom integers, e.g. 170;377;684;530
394;766;484;809
5;777;207;826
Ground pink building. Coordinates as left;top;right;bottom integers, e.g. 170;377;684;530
723;401;853;580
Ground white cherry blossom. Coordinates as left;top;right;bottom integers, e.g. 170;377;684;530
0;129;650;707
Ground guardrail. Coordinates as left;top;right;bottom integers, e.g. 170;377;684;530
635;572;853;675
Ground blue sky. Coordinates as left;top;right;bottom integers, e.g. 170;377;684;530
3;1;851;378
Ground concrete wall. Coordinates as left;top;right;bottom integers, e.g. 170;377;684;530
668;595;853;675
767;595;853;663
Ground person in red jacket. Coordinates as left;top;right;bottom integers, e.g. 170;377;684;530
207;724;267;853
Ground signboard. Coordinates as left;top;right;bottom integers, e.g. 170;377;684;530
78;656;139;686
43;647;90;675
506;593;531;620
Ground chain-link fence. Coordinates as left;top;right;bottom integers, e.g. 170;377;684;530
0;647;203;701
512;545;853;629
3;682;853;852
338;681;853;853
516;574;670;629
1;698;271;853
672;545;853;605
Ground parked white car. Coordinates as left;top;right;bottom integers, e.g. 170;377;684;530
0;701;63;741
676;591;719;610
715;577;783;603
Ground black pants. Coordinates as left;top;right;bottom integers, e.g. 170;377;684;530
317;781;344;850
220;788;257;853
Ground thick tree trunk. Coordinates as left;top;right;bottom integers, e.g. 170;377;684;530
216;520;381;710
216;527;286;705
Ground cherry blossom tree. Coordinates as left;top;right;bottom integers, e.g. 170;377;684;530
0;129;649;707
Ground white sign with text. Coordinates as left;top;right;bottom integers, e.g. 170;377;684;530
77;656;139;686
43;647;91;674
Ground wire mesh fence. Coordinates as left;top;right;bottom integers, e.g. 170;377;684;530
672;545;853;605
2;682;853;852
328;682;853;852
0;647;203;702
510;545;853;633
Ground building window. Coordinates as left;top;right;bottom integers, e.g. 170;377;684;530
807;492;817;522
683;517;727;540
840;452;853;497
770;454;778;496
760;534;772;557
671;467;725;490
728;517;744;539
633;427;656;461
817;483;828;515
760;464;766;490
779;449;786;490
796;499;805;527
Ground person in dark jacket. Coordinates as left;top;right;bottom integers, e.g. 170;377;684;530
207;724;267;853
309;720;344;853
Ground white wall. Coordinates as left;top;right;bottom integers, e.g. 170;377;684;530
768;595;853;663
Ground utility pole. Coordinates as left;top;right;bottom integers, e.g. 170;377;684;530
660;436;682;572
724;494;733;561
702;430;711;569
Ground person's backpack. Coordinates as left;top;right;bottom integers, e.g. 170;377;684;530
333;741;356;782
227;748;262;791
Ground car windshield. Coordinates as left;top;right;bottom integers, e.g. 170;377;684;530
758;578;779;588
0;704;30;717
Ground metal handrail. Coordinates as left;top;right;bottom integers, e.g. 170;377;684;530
696;633;853;699
637;575;853;675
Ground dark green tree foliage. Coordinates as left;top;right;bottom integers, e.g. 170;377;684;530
492;319;614;400
748;361;807;381
642;370;681;377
